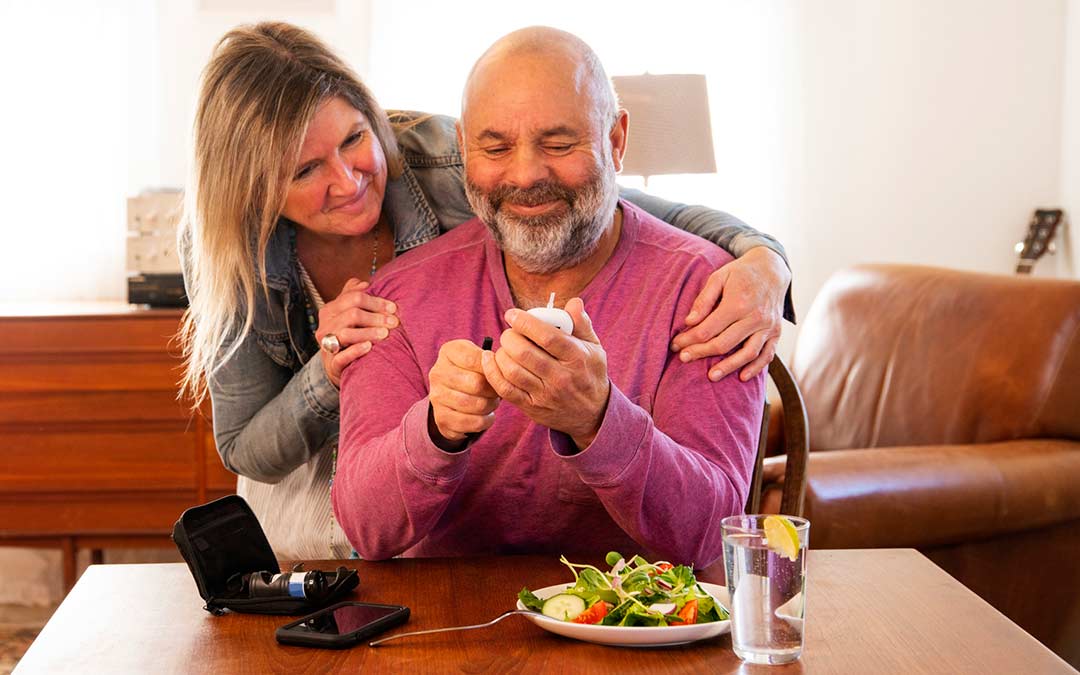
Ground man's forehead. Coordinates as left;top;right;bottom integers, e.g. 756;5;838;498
469;114;592;141
464;60;601;138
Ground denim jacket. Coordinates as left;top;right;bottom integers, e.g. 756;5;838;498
206;112;791;483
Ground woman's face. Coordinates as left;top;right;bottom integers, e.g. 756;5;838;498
282;96;387;238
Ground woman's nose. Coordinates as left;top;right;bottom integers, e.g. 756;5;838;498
326;155;359;197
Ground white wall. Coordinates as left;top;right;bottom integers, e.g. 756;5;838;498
0;2;155;302
779;0;1069;349
1062;0;1080;275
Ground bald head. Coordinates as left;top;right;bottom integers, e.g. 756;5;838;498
461;26;618;130
456;27;628;275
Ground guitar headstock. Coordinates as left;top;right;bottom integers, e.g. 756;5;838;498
1015;209;1064;274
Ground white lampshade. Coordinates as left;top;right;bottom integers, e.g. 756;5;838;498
611;73;717;179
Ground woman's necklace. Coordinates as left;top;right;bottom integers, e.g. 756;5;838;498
294;221;386;335
368;220;380;282
289;220;388;560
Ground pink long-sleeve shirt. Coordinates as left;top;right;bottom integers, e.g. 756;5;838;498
333;201;763;568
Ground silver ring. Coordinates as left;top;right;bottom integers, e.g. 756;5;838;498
321;333;341;355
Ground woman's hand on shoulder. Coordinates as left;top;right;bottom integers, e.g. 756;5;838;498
671;247;790;382
317;278;399;388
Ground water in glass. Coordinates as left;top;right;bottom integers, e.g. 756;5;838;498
722;516;808;665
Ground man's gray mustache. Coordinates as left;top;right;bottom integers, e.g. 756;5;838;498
489;183;577;210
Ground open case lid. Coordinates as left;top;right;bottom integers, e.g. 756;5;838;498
172;495;278;602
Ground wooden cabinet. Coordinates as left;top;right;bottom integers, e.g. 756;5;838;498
0;304;236;588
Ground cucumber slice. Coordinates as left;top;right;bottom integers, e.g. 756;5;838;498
541;594;587;621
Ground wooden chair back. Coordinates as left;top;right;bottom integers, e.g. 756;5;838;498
745;356;809;517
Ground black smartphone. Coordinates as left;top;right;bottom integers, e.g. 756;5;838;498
275;601;410;649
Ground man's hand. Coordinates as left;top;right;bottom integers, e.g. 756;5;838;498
481;299;610;450
671;246;790;382
428;340;500;449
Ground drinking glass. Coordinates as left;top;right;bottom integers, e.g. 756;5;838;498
721;514;810;665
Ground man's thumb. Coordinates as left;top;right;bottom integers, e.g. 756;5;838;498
565;298;599;344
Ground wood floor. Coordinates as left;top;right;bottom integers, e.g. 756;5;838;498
0;604;55;674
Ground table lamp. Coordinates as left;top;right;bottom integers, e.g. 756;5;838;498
611;73;717;187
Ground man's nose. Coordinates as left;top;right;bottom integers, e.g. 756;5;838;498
503;146;550;188
327;154;359;197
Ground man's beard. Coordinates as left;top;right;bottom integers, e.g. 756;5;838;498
464;158;618;275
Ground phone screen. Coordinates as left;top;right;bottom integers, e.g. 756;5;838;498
293;603;402;636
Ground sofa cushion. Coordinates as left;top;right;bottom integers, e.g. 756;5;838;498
762;439;1080;548
790;265;1080;450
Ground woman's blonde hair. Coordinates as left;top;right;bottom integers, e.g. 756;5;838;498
177;21;401;406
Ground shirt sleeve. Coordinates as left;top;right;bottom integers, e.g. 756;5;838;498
332;325;470;560
619;186;795;323
208;328;340;484
548;331;765;569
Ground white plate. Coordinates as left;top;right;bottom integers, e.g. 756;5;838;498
515;583;731;647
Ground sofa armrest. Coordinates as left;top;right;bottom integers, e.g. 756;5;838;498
761;439;1080;549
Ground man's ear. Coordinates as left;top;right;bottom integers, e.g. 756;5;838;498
610;109;629;173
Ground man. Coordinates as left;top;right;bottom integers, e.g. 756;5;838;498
333;27;764;568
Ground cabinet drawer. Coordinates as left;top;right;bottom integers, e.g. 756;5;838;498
0;314;183;354
0;355;181;392
0;492;200;536
0;391;193;425
0;428;197;493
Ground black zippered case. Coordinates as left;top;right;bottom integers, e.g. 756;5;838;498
172;495;359;615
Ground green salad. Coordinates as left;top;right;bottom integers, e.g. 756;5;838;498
518;552;728;627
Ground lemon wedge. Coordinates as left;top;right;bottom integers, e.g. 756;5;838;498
763;515;801;561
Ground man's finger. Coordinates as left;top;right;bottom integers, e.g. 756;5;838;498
433;385;499;416
433;406;494;438
444;339;486;372
564;298;599;344
443;366;498;397
683;267;728;327
493;347;543;398
504;308;577;360
481;349;527;406
499;328;557;379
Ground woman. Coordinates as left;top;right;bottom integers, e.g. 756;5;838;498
178;22;792;558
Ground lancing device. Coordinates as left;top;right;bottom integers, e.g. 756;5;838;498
526;292;573;335
465;336;496;444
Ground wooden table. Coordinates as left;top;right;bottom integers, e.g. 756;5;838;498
15;549;1074;674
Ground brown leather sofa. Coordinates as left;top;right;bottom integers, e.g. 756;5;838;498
762;264;1080;666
